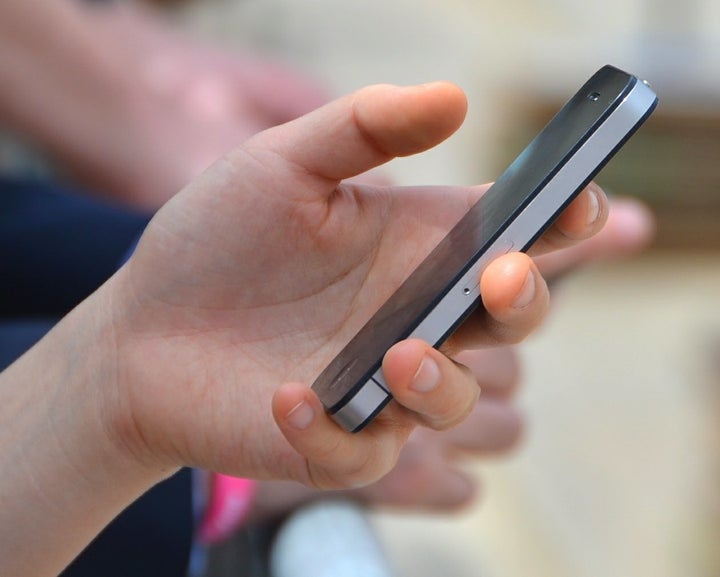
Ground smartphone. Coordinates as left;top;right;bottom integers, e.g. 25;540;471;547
312;64;658;432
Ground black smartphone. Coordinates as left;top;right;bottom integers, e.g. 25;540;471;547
312;65;658;432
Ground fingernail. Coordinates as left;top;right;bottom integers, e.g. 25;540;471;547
513;270;536;309
586;186;601;225
411;355;441;393
286;400;315;430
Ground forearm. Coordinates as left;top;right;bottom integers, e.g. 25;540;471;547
0;0;130;140
0;0;170;203
0;0;220;206
0;286;169;577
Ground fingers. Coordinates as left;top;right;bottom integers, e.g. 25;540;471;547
381;339;480;430
357;438;479;511
244;82;467;188
442;398;524;455
534;196;655;281
273;338;482;489
448;252;549;350
453;347;521;400
441;347;524;454
272;383;410;489
528;182;609;256
407;346;524;457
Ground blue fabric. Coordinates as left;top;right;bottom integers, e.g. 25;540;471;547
0;177;195;577
61;468;195;577
0;177;149;317
0;318;54;369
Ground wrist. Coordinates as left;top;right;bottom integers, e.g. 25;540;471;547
80;277;182;477
29;281;175;484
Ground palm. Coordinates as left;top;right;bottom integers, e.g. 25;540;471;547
117;140;480;472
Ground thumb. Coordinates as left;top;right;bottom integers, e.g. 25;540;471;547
236;82;467;199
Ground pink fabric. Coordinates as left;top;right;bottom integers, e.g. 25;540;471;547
197;475;256;544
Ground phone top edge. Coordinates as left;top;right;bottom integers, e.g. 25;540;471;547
516;77;658;254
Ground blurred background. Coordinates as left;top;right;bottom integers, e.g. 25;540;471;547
172;1;720;576
4;0;720;575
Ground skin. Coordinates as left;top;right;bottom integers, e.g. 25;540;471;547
0;82;610;576
0;0;328;209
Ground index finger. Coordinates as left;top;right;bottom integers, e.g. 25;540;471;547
527;182;609;256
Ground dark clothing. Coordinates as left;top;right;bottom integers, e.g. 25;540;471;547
1;177;195;577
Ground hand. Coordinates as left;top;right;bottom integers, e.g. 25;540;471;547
0;83;611;575
99;5;329;208
116;54;328;208
101;82;608;490
9;0;328;210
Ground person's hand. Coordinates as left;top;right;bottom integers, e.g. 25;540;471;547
0;82;614;575
99;82;608;490
111;50;328;209
10;0;328;210
92;2;329;208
